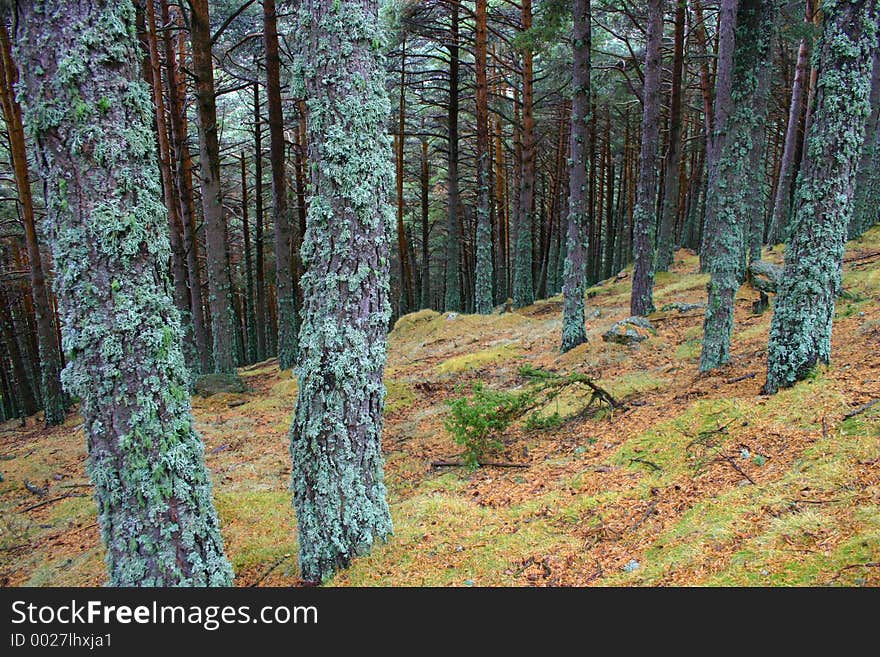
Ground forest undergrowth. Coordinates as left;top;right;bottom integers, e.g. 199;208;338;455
1;227;878;587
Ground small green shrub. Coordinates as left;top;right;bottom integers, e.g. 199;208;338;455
445;383;530;468
525;411;564;431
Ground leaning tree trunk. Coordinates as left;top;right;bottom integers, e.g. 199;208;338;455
15;0;232;586
474;0;494;315
561;0;591;353
190;0;238;375
699;0;778;373
0;22;66;425
290;0;393;583
765;0;879;393
630;0;663;317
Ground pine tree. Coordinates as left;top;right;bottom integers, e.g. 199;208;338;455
290;0;394;583
561;0;591;353
765;0;879;393
630;0;663;317
15;0;233;586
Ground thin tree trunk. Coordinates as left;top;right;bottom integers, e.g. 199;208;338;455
630;0;663;316
420;136;431;309
561;0;591;352
766;0;879;392
241;152;258;364
513;0;536;308
16;0;233;585
657;0;686;272
0;23;66;425
0;288;38;417
161;0;212;374
474;0;493;314
444;4;462;312
190;0;238;375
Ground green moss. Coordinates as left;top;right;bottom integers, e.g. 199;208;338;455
436;344;521;374
384;378;415;413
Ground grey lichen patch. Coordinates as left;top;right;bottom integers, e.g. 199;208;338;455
15;0;233;586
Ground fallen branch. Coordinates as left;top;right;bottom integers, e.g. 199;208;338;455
249;554;293;587
830;562;880;583
843;399;879;419
844;250;880;264
725;372;757;384
718;455;755;485
629;457;662;472
431;459;529;469
228;399;248;408
19;492;85;513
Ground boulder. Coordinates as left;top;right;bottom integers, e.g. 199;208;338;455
602;316;656;345
193;373;247;397
659;301;706;313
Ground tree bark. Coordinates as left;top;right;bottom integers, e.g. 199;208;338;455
189;0;238;375
241;152;258;364
561;0;591;352
656;0;686;272
15;0;232;585
444;4;462;312
699;0;778;372
513;0;536;309
849;37;880;239
0;23;66;425
161;0;212;374
474;0;494;314
765;0;879;393
630;0;663;317
290;0;393;583
420;136;431;309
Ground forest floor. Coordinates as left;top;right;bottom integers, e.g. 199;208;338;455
1;228;879;587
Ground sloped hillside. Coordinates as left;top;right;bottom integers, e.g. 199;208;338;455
2;228;878;586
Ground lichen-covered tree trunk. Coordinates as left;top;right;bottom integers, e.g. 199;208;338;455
444;4;462;312
656;0;686;273
290;0;393;583
767;8;812;245
0;23;66;425
765;0;879;393
561;0;591;353
513;0;536;309
849;39;880;239
474;0;493;315
15;0;232;585
630;0;662;317
699;0;778;373
190;0;238;375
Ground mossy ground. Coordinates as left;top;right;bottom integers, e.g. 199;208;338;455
2;228;879;586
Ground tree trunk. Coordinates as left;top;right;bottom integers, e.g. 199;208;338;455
561;0;591;352
0;23;66;425
767;2;813;244
849;38;880;239
656;0;686;272
190;0;238;376
444;4;462;312
262;0;296;370
765;1;879;392
241;153;258;364
630;0;663;317
0;288;38;417
514;0;536;309
700;0;779;372
474;0;494;314
420;136;431;309
161;0;212;374
15;0;232;585
291;0;393;583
